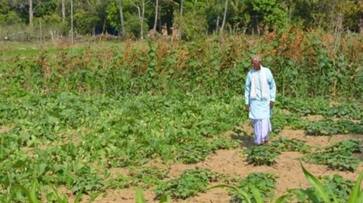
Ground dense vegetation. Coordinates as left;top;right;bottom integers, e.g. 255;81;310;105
0;0;362;40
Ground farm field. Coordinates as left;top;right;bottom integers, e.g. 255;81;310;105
0;38;363;203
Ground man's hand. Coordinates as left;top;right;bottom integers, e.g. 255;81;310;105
245;105;250;112
270;101;274;109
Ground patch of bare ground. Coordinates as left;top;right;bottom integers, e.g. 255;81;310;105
0;125;12;134
85;189;156;203
302;114;324;122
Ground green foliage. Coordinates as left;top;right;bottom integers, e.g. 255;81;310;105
304;140;361;171
129;167;168;188
155;169;217;199
71;166;104;195
270;137;309;153
177;137;239;164
246;137;309;166
74;10;100;34
174;12;208;40
323;175;354;202
246;146;280;166
246;0;288;30
279;97;363;120
305;120;363;136
232;173;277;202
285;164;363;203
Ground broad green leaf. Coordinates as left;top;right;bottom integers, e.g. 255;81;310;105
250;186;263;203
348;172;363;203
135;188;146;203
300;163;331;203
274;194;289;203
159;194;171;203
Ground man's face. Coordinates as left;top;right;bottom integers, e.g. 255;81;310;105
252;59;261;70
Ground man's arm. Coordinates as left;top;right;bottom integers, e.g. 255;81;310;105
268;69;276;108
244;72;251;111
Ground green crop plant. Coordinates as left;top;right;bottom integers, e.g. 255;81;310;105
270;137;310;153
231;173;277;202
209;164;363;203
246;146;280;166
155;169;218;199
286;163;363;203
304;140;361;171
305;120;363;136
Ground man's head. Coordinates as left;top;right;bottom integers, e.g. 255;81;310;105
251;55;262;70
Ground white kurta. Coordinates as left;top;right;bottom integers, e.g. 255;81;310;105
244;66;276;144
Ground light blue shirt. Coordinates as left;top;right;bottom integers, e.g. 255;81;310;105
244;67;276;119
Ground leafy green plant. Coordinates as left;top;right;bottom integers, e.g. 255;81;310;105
232;173;277;202
209;164;363;203
155;169;217;199
287;163;363;203
270;137;309;153
177;141;213;164
129;167;168;188
304;140;361;171
246;146;280;166
71;166;104;195
305;120;363;136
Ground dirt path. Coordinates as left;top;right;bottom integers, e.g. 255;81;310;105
82;129;363;203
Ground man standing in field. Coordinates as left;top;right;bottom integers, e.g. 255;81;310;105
244;56;276;145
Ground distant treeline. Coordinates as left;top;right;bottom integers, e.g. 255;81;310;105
0;0;363;41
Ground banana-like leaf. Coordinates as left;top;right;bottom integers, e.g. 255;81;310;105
348;172;363;203
300;162;331;203
21;181;41;203
135;188;146;203
159;194;171;203
274;194;289;203
250;186;263;203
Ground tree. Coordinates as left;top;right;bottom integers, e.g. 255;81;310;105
118;0;125;36
133;0;146;39
180;0;184;16
29;0;33;26
61;0;65;23
153;0;159;31
220;0;229;34
71;0;74;43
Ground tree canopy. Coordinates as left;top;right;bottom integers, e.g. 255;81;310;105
0;0;362;39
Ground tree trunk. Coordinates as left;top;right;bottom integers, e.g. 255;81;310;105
29;0;33;27
71;0;74;43
216;16;220;32
135;0;145;39
180;0;184;16
153;0;159;31
141;0;145;39
220;0;229;34
62;0;65;23
119;0;125;36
